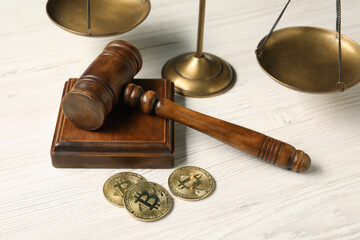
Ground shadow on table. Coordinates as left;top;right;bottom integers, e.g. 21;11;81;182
304;162;322;175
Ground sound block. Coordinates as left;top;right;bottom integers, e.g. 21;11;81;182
51;78;174;168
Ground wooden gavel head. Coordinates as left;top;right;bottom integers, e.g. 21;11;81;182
61;40;142;130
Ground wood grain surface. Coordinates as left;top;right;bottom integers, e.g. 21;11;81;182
1;0;359;239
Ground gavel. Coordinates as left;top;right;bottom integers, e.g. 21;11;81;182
62;40;311;173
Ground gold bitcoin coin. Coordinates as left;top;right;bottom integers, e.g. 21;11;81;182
168;166;215;201
103;172;147;207
124;182;172;221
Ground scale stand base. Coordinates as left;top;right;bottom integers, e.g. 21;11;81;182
162;52;236;97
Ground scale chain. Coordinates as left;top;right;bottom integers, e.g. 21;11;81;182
257;0;291;53
336;0;345;91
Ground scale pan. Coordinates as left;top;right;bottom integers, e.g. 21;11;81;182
256;27;360;93
46;0;150;36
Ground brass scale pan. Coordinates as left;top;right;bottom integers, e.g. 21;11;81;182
46;0;150;36
256;0;360;93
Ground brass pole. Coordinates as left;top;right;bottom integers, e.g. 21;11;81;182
195;0;206;58
161;0;235;97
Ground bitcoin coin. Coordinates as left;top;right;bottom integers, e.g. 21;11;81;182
124;182;172;221
103;172;147;207
168;166;215;201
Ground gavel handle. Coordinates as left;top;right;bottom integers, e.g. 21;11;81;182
124;83;311;173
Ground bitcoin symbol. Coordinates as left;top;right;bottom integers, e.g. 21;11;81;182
134;191;160;211
113;179;132;196
178;174;202;190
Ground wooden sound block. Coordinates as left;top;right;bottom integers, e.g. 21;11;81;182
51;78;174;168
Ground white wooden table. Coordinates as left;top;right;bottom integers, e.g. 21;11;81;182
1;0;360;239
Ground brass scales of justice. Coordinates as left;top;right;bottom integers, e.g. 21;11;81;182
46;0;360;94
